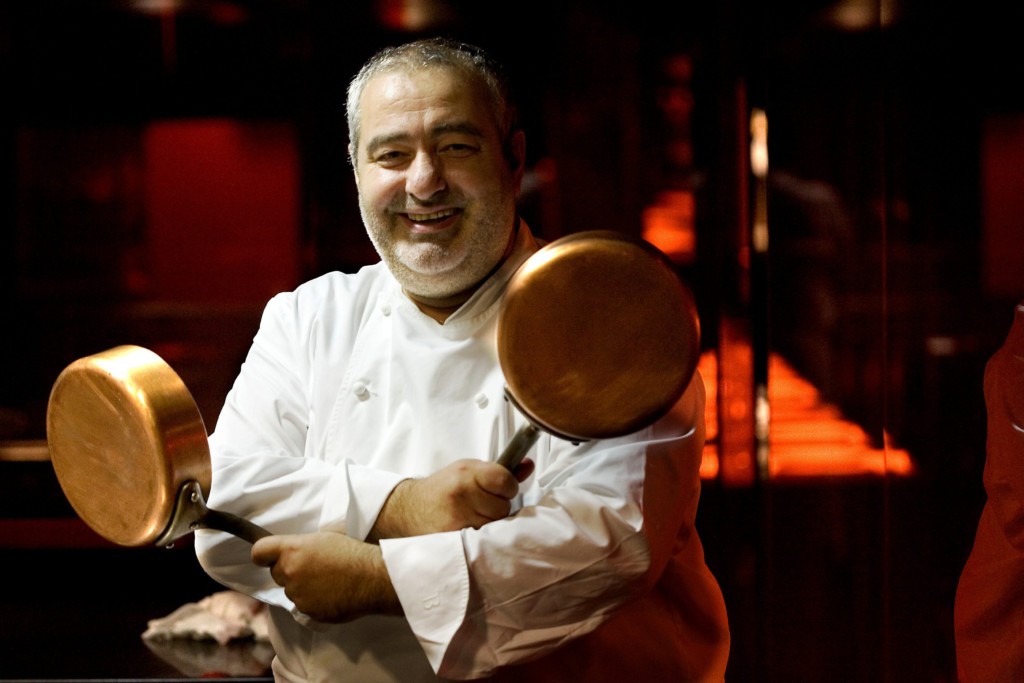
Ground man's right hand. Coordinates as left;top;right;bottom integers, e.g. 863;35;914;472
368;458;534;541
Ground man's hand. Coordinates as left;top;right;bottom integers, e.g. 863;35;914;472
369;458;534;541
252;532;402;623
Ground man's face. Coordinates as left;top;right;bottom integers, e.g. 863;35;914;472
351;67;523;300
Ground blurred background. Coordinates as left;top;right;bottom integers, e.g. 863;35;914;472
1;0;1021;680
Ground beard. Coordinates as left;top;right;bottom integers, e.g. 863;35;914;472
360;188;518;300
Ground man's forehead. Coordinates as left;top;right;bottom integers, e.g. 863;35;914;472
358;70;498;144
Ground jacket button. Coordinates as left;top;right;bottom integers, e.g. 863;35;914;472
353;382;370;400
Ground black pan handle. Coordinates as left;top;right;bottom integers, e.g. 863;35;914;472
497;423;541;471
202;508;273;544
157;480;272;546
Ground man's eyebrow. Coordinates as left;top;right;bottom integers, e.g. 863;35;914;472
364;121;487;155
364;132;410;155
432;121;486;138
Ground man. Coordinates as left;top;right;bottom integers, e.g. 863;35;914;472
195;37;730;681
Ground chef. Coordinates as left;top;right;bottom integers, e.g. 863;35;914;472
195;36;730;682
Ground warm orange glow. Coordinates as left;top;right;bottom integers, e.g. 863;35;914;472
642;190;697;263
699;443;720;480
714;318;757;486
698;350;915;481
374;0;451;32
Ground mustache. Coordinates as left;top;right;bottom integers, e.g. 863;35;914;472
389;191;463;212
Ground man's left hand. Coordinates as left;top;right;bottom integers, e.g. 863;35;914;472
252;532;403;623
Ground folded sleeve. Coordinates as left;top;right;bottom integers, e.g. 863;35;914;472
383;374;708;680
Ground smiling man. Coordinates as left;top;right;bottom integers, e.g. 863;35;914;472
353;63;523;317
194;38;730;682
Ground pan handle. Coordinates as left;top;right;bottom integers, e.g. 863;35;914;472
157;480;272;546
201;507;273;545
497;423;541;471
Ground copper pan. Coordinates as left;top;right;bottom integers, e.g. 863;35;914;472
496;230;700;469
45;345;270;547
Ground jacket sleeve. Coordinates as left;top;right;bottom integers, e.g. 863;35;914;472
381;372;709;680
194;287;404;612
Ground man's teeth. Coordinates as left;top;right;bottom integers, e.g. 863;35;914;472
407;209;455;221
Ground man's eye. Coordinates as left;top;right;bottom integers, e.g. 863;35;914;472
441;143;478;158
373;150;408;166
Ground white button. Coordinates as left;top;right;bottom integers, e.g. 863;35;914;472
380;303;392;316
474;392;488;408
353;382;370;400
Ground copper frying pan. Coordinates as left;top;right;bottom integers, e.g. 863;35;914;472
496;230;700;469
45;344;270;547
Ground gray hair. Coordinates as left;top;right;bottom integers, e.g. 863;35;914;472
346;37;520;167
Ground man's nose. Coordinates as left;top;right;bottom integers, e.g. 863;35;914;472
406;152;446;200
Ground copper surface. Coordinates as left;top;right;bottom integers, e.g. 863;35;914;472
45;345;211;547
498;230;700;442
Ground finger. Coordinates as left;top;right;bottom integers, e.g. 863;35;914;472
473;493;513;524
474;463;519;499
251;536;282;568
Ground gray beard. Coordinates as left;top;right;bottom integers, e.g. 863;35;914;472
359;202;516;300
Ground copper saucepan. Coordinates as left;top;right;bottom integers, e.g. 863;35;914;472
46;345;271;547
496;230;700;469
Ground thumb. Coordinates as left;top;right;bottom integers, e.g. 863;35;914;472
251;536;281;567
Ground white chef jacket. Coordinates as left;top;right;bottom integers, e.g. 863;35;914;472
195;223;730;682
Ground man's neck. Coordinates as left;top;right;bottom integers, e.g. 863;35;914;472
403;289;473;323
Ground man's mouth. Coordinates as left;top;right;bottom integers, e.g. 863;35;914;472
404;208;459;224
400;207;462;235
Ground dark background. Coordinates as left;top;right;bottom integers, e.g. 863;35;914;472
2;1;1022;680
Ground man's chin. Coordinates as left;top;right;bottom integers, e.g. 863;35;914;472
400;264;490;302
392;260;450;289
392;243;499;300
395;248;464;281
